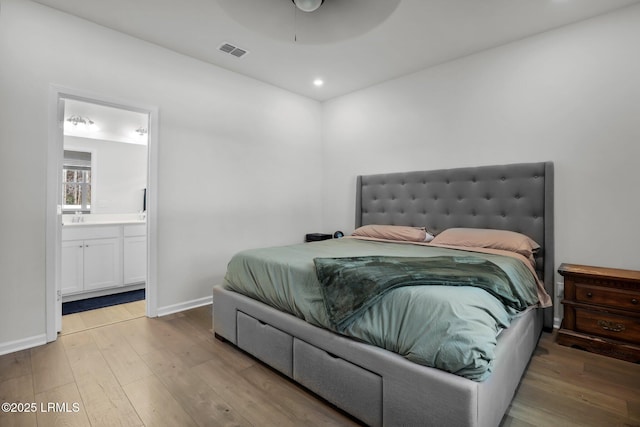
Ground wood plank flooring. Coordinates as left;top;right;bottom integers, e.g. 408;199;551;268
60;300;146;335
1;303;639;426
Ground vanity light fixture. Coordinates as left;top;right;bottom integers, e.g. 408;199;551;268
292;0;324;13
313;78;324;87
66;115;94;127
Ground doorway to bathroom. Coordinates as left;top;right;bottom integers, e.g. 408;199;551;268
46;87;158;341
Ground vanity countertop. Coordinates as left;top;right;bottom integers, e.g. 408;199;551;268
63;220;146;227
62;213;146;227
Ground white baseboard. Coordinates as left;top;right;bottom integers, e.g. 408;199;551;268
0;334;47;357
0;297;212;355
156;295;212;317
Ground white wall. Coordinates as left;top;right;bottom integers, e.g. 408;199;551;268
2;0;639;352
0;0;322;350
322;5;640;321
65;136;148;214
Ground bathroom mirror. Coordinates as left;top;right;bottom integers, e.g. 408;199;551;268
62;99;149;216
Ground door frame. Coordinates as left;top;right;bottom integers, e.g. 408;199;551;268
46;85;159;342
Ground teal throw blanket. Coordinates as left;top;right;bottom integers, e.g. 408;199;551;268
314;255;525;332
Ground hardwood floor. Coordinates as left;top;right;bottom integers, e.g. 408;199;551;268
1;304;639;426
60;300;146;335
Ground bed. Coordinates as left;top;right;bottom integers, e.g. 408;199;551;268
213;161;554;427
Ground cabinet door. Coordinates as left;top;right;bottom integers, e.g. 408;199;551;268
61;240;84;295
123;236;147;285
83;237;122;291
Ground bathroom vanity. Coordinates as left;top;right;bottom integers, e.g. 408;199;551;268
61;217;146;302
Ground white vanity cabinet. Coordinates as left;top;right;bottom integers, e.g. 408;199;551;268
83;237;122;290
61;222;147;299
123;224;147;285
61;237;122;294
60;240;84;295
61;225;123;296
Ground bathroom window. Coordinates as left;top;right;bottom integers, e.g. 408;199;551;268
62;150;92;213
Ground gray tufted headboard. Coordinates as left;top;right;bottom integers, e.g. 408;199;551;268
355;162;554;328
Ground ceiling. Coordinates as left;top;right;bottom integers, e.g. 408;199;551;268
34;0;640;101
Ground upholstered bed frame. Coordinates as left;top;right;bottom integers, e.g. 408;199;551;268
213;162;554;426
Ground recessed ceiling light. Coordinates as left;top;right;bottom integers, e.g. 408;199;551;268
313;79;324;87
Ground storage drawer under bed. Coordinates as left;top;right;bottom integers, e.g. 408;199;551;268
236;311;293;377
235;310;382;426
293;338;382;427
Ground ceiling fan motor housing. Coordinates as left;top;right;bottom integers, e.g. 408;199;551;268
292;0;324;13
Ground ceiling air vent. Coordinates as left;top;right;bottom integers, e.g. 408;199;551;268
218;42;248;59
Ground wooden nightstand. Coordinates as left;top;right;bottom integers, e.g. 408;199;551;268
557;263;640;362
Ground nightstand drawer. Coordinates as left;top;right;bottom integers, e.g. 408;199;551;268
575;308;640;344
575;283;640;310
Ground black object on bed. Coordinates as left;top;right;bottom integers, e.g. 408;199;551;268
305;233;333;242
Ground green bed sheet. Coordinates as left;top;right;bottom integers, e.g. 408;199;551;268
222;238;540;381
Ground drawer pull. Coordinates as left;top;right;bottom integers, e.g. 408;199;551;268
597;320;625;333
632;298;639;305
586;292;593;298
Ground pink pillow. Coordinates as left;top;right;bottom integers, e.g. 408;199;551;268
430;228;540;259
352;225;434;242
